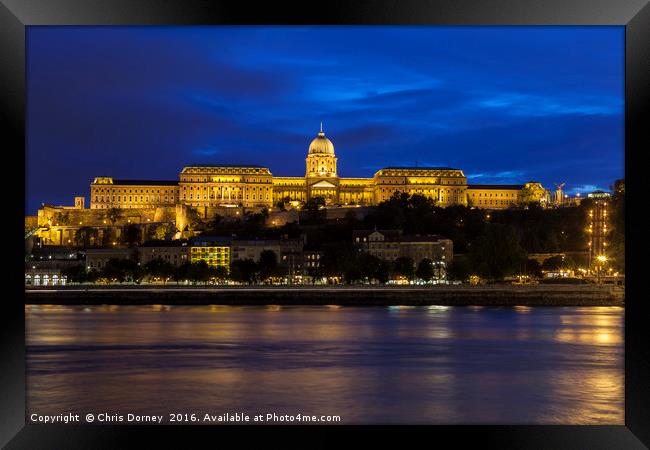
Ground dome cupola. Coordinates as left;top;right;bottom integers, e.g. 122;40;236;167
308;122;335;155
306;122;338;178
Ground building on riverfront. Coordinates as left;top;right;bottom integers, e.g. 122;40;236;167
353;229;453;267
87;125;549;214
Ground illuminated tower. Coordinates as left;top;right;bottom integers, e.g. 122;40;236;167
305;123;339;203
306;122;338;178
587;190;611;269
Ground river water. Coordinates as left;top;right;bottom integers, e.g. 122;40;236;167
25;305;623;424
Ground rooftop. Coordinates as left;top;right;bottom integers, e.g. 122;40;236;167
189;236;233;246
111;179;178;186
141;240;189;247
467;184;524;190
353;229;403;240
184;164;266;168
379;166;460;171
400;234;450;243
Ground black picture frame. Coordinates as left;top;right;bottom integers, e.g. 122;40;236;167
3;0;648;447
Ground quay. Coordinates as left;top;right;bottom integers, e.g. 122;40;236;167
25;284;624;306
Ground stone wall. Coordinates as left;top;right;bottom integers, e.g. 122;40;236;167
35;205;178;246
38;205;177;227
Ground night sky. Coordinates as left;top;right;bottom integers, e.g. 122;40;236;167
26;26;624;215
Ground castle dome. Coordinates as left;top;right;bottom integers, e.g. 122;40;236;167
308;123;335;155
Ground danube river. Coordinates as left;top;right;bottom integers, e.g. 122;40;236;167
25;305;623;424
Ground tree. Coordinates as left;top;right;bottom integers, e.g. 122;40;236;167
74;226;97;248
447;258;471;282
173;261;192;284
276;196;292;210
392;257;415;280
258;250;279;282
121;224;142;247
416;258;435;282
344;210;360;227
541;255;565;271
60;264;88;283
468;223;527;280
358;253;389;284
242;211;268;234
344;265;364;284
143;258;175;282
52;211;70;226
524;259;542;278
320;242;358;280
147;223;175;241
100;228;118;247
304;196;326;222
231;259;258;284
209;266;229;284
306;266;323;284
519;185;537;205
105;208;122;225
187;261;211;284
362;192;439;235
101;258;141;283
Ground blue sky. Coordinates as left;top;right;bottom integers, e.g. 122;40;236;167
26;26;624;214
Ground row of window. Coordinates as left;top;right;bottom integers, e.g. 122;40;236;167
92;204;155;209
182;177;271;183
143;254;185;260
183;186;271;191
94;188;175;194
477;199;516;206
378;178;464;185
378;188;462;194
380;171;462;176
183;167;268;175
471;192;517;197
182;194;271;201
94;195;173;203
25;274;66;286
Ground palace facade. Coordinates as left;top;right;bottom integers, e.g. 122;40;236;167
89;125;548;213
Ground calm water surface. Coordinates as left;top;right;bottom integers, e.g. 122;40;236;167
26;305;623;424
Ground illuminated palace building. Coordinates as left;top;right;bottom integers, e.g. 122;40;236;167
89;125;548;214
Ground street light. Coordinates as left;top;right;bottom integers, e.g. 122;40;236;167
596;255;607;284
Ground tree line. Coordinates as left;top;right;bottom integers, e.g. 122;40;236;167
60;250;443;285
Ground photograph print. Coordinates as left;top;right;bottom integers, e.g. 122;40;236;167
25;25;624;426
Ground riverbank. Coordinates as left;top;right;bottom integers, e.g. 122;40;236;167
25;284;624;306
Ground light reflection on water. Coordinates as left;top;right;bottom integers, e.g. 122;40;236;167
25;305;623;424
